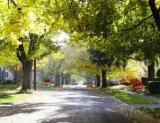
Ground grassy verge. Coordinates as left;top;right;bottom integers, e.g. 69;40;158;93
37;84;58;91
0;84;20;93
0;84;59;105
0;93;30;104
0;84;30;105
95;88;157;104
153;93;160;98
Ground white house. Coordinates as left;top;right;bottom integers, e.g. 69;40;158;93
0;66;13;82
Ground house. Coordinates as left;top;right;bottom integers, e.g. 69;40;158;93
0;66;13;82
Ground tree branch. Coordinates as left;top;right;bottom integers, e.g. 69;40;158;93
17;43;26;64
8;0;10;9
122;14;153;31
55;0;68;19
28;33;37;55
10;0;17;7
8;0;23;14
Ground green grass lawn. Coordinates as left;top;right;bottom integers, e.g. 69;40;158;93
0;84;30;105
0;83;58;105
0;84;59;105
0;93;30;104
96;88;157;104
0;84;20;93
154;93;160;98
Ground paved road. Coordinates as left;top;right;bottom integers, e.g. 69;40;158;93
0;85;130;123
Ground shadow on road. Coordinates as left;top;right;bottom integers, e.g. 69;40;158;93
0;86;130;123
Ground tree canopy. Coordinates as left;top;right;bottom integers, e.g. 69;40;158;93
1;0;160;89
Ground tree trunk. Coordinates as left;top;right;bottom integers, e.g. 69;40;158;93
61;73;64;85
0;67;1;82
101;70;107;88
148;62;155;80
149;0;160;31
21;60;33;91
64;74;71;85
55;73;60;86
17;34;37;92
96;74;100;87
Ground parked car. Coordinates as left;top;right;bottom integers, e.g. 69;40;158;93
87;82;93;87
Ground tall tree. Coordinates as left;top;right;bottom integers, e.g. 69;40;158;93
110;0;160;79
0;0;62;92
88;47;116;87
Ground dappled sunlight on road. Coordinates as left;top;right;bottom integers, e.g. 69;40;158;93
0;86;130;123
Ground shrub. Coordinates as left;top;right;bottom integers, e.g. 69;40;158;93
147;81;160;94
152;78;160;81
2;80;14;84
130;79;144;91
141;77;160;86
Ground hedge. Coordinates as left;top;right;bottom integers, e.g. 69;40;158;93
141;77;160;86
147;81;160;94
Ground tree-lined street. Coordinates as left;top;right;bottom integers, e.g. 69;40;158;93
1;0;160;122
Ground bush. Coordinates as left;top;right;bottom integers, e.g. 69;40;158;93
147;81;160;94
130;79;144;91
141;77;160;86
2;80;14;84
153;78;160;81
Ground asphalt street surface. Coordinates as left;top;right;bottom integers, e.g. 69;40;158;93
0;85;130;123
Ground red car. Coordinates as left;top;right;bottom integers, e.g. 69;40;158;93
43;77;50;85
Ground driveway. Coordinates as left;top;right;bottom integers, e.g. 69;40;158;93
0;85;130;123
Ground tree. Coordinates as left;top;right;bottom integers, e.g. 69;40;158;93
0;0;63;92
59;0;160;82
110;0;160;80
88;47;116;87
148;0;160;79
1;0;160;91
55;0;119;47
59;45;98;84
16;33;58;92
